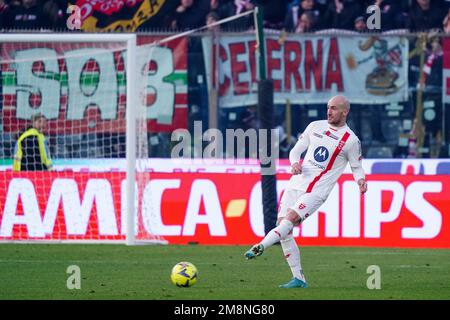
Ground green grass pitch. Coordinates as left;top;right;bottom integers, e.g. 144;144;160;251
0;244;449;300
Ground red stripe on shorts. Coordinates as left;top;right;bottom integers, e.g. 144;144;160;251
306;131;350;193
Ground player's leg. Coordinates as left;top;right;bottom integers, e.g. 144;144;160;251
279;192;325;288
279;231;307;287
245;189;300;259
259;209;299;249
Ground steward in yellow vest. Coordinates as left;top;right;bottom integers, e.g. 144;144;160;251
13;113;52;171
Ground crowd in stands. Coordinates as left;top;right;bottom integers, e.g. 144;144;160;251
204;0;450;33
0;0;66;30
0;0;450;33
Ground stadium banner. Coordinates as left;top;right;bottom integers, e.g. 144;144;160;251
443;37;450;104
0;36;187;134
77;0;179;32
0;172;448;248
2;158;449;175
202;35;409;107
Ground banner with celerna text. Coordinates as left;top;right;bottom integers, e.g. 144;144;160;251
203;35;409;107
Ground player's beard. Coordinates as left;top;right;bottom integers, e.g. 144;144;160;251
327;115;337;125
327;114;343;126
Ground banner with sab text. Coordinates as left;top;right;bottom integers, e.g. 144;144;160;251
0;36;187;134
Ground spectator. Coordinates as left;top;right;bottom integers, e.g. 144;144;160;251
262;0;291;30
206;11;220;31
3;0;49;30
210;0;233;15
210;0;230;18
0;0;10;29
408;0;446;31
394;0;411;29
443;11;450;32
323;0;363;30
354;15;367;32
42;0;68;30
314;0;329;16
423;33;443;87
170;0;210;30
216;0;254;31
284;0;321;32
210;0;220;11
13;113;52;171
368;0;402;31
295;11;317;32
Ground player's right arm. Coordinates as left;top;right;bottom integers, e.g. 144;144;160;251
289;122;314;174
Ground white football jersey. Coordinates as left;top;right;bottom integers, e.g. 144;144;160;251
288;120;365;198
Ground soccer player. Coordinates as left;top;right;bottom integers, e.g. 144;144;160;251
244;95;367;288
13;113;52;171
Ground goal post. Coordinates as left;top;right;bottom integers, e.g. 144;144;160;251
124;34;137;246
0;33;166;245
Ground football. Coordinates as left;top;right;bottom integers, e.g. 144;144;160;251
170;262;198;287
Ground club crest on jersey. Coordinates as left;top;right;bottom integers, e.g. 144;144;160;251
314;146;329;162
323;130;338;140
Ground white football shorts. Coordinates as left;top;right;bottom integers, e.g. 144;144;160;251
277;188;326;222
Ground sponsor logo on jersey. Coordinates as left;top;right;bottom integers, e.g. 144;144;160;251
314;146;329;162
308;159;326;170
299;203;306;210
313;132;323;138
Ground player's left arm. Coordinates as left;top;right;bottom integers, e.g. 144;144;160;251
289;122;315;175
347;138;367;194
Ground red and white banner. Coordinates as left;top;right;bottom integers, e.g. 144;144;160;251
203;35;409;107
1;36;187;134
0;172;449;248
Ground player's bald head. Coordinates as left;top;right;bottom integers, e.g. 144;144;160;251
327;95;350;126
327;95;350;112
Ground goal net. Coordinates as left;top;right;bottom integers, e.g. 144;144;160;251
0;34;171;244
0;10;257;245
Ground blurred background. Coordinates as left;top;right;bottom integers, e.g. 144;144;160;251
0;0;449;163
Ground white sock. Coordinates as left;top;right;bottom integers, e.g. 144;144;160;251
281;234;306;282
260;219;294;250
